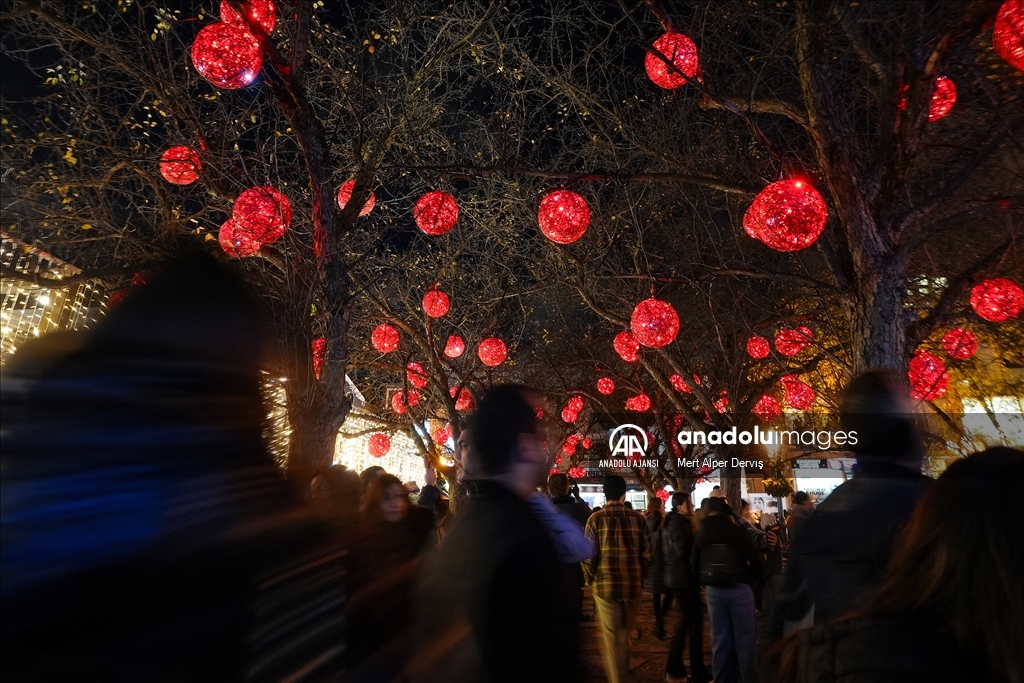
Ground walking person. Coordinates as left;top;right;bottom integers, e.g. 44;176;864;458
584;475;652;683
548;472;594;619
664;492;714;683
644;496;671;639
692;497;765;683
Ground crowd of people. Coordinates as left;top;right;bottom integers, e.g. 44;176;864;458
2;254;1022;683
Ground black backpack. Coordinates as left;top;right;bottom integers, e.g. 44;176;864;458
698;542;747;587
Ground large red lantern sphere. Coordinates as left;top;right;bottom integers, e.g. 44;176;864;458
994;0;1024;71
746;335;771;359
625;393;651;412
406;361;429;389
444;334;465;358
928;76;957;122
754;395;782;422
970;277;1024;322
775;327;813;357
422;289;450;318
909;351;949;401
450;386;472;411
630;298;680;348
312;336;326;380
743;179;828;252
220;0;276;34
160;146;202;185
781;376;816;410
645;32;699;89
414;191;459;236
613;330;640;362
233;185;291;246
191;22;262;89
368;433;391;458
337;179;376;216
371;323;400;353
478;337;508;367
597;377;615;395
537;190;591;244
218;218;260;257
942;328;978;360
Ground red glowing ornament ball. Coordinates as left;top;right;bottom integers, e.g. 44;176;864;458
656;488;671;502
568;396;584;412
625;393;651;412
444;334;465;358
942;328;978;360
568;466;586;479
368;433;391;458
414;191;459;236
582;436;593;449
537;190;591;244
754;394;782;422
191;22;262;90
312;336;326;380
566;434;580;447
391;391;407;415
433;424;453;446
337;179;376;217
743;179;828;252
909;351;949;401
478;337;508;367
450;386;472;411
561;406;579;423
107;288;131;308
562;441;577;456
970;277;1024;323
233;185;291;246
645;32;699;89
220;0;276;34
994;0;1024;71
535;407;545;420
775;327;813;357
218;218;260;258
614;330;641;362
406;361;428;389
781;376;816;410
714;391;730;414
631;298;680;348
160;146;202;185
597;377;615;395
927;76;957;122
422;289;450;318
371;323;400;353
746;335;771;359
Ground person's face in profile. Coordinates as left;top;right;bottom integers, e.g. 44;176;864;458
380;483;409;522
454;428;474;482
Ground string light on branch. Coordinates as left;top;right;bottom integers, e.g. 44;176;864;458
191;22;262;89
614;330;640;362
625;393;651;412
942;328;978;360
422;288;450;318
218;218;260;257
371;323;400;353
746;335;771;359
450;386;472;411
780;375;816;410
645;32;699;89
775;326;813;357
631;298;680;348
406;361;428;389
927;76;957;121
597;377;615;395
743;179;828;252
909;351;949;401
994;0;1024;70
444;334;465;358
754;394;782;422
337;179;375;216
160;146;201;185
970;277;1024;322
312;337;326;380
478;337;508;367
414;191;459;236
368;433;391;458
232;185;290;246
537;190;590;244
220;0;276;34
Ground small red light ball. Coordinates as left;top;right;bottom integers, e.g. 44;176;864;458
368;433;391;458
568;466;586;479
371;323;400;353
218;218;260;257
631;297;680;348
970;277;1024;322
444;334;465;358
746;335;771;359
714;391;730;414
391;391;407;415
337;179;375;216
994;0;1024;71
582;437;593;449
775;327;813;357
781;376;816;410
942;328;978;360
233;185;291;246
535;407;545;420
625;393;651;412
754;394;782;422
645;32;699;89
414;191;459;236
160;146;202;185
406;361;428;389
422;289;450;318
450;386;472;411
433;424;453;446
656;488;671;501
928;76;957;122
220;0;276;34
312;336;326;380
191;22;262;90
478;337;508;367
614;330;640;362
669;373;688;392
597;377;615;395
568;396;584;412
743;179;828;252
909;351;949;401
561;407;578;423
538;190;591;244
107;288;131;308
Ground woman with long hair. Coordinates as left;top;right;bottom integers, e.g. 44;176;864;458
779;447;1024;683
644;495;671;639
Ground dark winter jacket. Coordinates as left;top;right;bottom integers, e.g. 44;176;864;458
551;494;592;528
643;514;667;593
662;511;698;589
690;514;765;587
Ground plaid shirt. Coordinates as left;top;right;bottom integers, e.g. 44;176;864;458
583;501;652;600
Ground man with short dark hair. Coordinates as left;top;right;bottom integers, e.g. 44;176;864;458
584;475;651;683
786;491;814;542
548;472;593;619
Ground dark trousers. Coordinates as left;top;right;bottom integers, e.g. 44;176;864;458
653;591;673;624
665;586;712;681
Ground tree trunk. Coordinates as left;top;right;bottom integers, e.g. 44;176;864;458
286;396;346;489
849;264;909;375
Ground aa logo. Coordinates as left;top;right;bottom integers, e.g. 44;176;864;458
609;424;648;458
